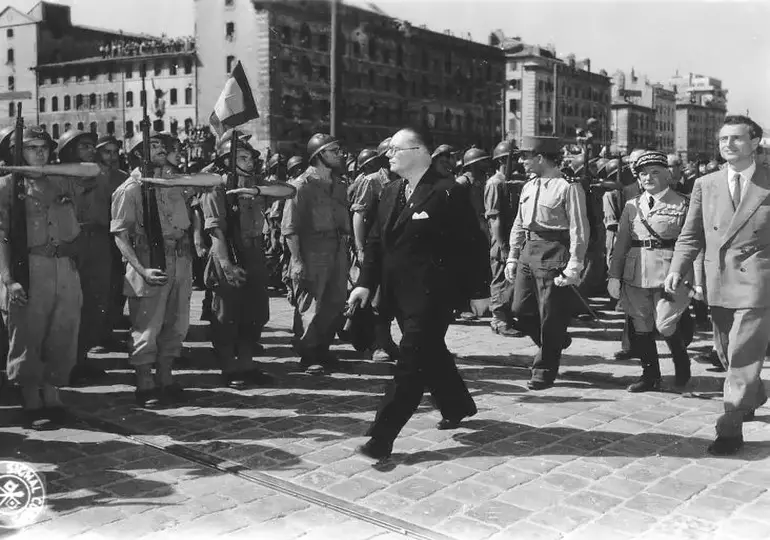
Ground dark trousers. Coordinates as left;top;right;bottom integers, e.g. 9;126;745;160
367;309;476;444
490;243;514;319
511;238;572;383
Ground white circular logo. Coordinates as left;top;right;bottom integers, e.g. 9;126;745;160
0;461;46;529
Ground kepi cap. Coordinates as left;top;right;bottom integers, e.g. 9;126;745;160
633;151;668;172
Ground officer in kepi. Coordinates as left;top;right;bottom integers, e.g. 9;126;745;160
505;136;589;390
608;150;696;392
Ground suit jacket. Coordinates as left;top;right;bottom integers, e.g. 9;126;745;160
609;189;691;288
671;166;770;308
360;166;489;318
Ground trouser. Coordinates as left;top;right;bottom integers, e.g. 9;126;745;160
77;229;113;360
367;309;476;444
106;241;127;337
4;255;82;387
489;242;514;321
292;237;348;361
711;306;770;438
128;254;193;367
620;284;690;337
210;245;270;374
511;238;572;383
372;286;395;350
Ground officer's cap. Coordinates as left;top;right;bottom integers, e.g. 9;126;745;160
519;136;561;155
633;151;669;172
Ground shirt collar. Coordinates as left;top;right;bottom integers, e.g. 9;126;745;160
727;161;756;183
402;162;430;187
649;187;670;202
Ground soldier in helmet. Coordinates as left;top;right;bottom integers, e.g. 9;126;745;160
0;126;14;165
111;132;195;407
0;127;83;428
505;136;589;390
201;138;289;388
485;140;523;337
282;133;351;374
431;144;456;179
456;147;493;320
55;129;117;386
286;156;304;180
264;152;287;293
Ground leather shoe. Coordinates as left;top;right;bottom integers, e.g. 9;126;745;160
135;389;160;408
436;418;463;430
707;436;744;456
224;374;247;390
562;335;572;350
626;378;661;393
527;379;554;391
357;439;392;460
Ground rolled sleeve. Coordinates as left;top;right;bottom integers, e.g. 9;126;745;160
110;180;140;235
565;182;589;273
349;176;376;215
201;188;226;232
281;182;302;236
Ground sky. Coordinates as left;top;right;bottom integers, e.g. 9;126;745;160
8;0;770;130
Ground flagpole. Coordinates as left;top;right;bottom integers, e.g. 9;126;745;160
329;0;339;137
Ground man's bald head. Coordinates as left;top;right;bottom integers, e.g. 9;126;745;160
389;128;432;178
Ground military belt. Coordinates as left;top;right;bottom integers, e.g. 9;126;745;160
524;229;569;241
631;239;676;249
29;240;79;259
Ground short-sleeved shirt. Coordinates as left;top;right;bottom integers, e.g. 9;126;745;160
0;174;80;248
281;166;350;238
201;174;268;240
73;168;127;228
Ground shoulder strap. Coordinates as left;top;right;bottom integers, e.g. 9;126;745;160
634;197;665;242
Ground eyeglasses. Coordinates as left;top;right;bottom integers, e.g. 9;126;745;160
386;146;421;157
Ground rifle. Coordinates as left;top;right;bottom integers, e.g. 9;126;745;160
140;65;166;272
224;139;241;266
9;104;27;290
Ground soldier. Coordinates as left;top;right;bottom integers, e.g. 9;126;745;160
201;138;283;388
282;134;350;374
0;128;82;427
485;140;522;337
286;156;304;180
505;136;589;390
264;153;287;293
111;132;194;407
431;144;456;179
55;130;115;386
281;156;305;297
608;151;695;392
456;147;493;321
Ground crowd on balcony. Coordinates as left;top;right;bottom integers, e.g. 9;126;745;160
98;35;196;58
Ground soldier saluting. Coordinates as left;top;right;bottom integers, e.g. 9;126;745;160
505;136;589;390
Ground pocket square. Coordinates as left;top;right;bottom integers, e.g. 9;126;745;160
412;211;430;220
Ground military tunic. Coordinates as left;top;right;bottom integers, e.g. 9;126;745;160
281;166;350;361
609;189;692;335
0;174;82;387
484;171;515;317
509;175;589;384
110;169;193;367
202;174;271;374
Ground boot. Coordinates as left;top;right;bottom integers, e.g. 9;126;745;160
627;333;662;393
677;309;695;348
665;329;691;388
134;365;159;408
155;358;186;404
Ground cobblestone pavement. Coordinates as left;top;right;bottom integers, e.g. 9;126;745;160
2;291;770;540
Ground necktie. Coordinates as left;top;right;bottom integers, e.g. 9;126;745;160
648;195;655;210
396;180;407;215
731;173;742;209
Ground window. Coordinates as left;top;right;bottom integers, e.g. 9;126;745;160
368;39;377;60
281;59;291;74
319;34;328;51
154;62;161;76
396;45;403;67
8;102;14;117
170;60;177;75
125;66;133;79
126;91;134;107
184;58;192;74
185;87;192;105
282;26;292;45
125;120;134;137
353;41;360;57
369;69;376;88
64;122;71;132
318;65;328;82
226;55;235;73
52;124;59;139
383;49;390;64
63;95;70;110
39;97;45;112
7;49;13;63
170;119;178;135
225;22;235;40
140;90;146;107
106;92;116;108
52;96;58;111
6;29;13;38
153;119;164;132
90;122;98;134
508;99;519;113
89;67;97;81
300;23;311;48
300;56;311;78
40;124;46;132
225;0;233;5
89;93;97;108
75;94;84;109
7;76;13;91
77;122;84;130
170;88;177;105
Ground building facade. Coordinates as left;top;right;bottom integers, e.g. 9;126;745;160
611;102;656;153
667;72;727;162
502;38;612;147
196;0;506;155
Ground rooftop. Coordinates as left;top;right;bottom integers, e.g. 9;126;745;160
36;49;196;70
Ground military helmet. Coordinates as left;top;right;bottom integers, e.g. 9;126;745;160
346;156;356;175
9;126;57;151
462;147;491;168
0;126;15;161
128;132;170;156
216;138;258;160
376;137;393;157
95;134;121;150
56;129;97;157
594;157;610;177
492;140;518;162
357;148;379;169
307;133;339;162
267;152;285;172
431;144;455;160
286;155;304;175
603;158;623;177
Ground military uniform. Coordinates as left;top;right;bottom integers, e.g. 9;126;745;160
484;170;515;325
508;137;589;389
281;164;350;367
110;169;193;389
456;170;490;243
202;172;272;383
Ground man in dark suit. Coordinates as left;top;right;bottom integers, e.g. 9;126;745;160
348;128;489;460
666;115;770;456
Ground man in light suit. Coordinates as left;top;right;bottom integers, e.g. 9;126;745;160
665;115;769;456
348;128;488;460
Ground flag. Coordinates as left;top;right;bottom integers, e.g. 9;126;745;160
209;61;259;136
